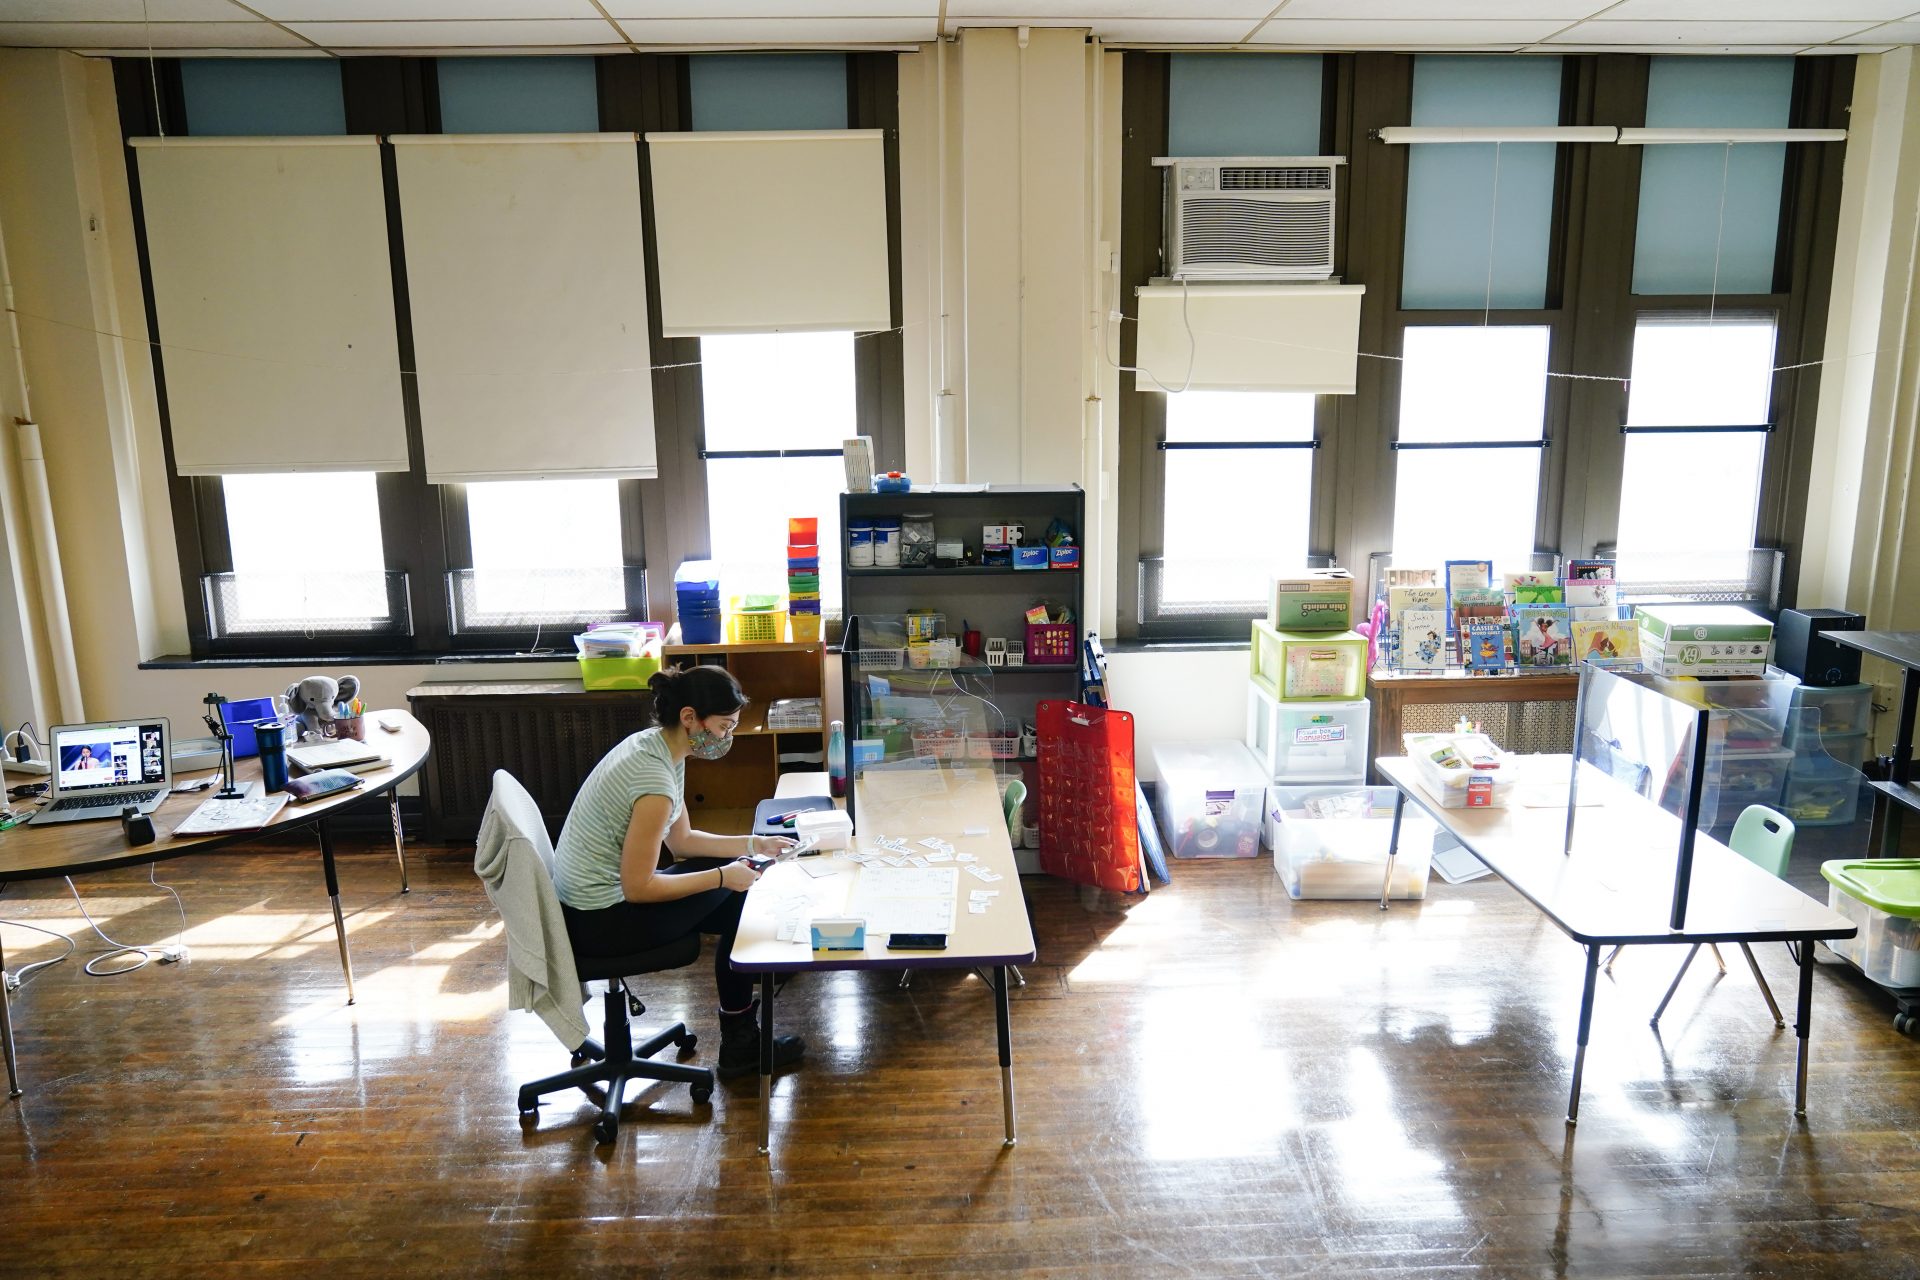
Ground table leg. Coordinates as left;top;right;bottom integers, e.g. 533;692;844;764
994;964;1016;1148
1794;937;1816;1117
388;792;409;894
1567;944;1601;1126
758;972;774;1157
318;820;356;1006
0;931;20;1098
1379;788;1406;911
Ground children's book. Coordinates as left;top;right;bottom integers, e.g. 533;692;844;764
1562;580;1616;609
1389;585;1445;624
1565;558;1617;581
1570;604;1627;623
1502;571;1553;593
1452;591;1507;663
1444;559;1492;616
1464;622;1511;674
1513;605;1573;667
1572;620;1640;666
1398;608;1448;673
1513;582;1565;607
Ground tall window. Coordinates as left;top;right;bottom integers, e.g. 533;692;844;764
1391;326;1550;569
1157;392;1315;611
701;332;854;617
463;480;626;624
1616;317;1775;579
220;473;389;632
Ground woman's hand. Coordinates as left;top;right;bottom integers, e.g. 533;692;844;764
750;834;798;858
718;858;762;892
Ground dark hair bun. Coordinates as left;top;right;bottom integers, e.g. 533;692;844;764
646;668;681;700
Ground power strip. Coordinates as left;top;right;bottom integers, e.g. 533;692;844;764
5;759;49;776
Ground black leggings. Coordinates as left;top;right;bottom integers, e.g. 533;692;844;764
562;862;752;1011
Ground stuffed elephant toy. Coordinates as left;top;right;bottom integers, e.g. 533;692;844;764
284;674;361;741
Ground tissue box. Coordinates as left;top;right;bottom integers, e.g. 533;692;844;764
794;808;853;851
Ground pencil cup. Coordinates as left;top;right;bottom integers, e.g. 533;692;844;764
326;715;366;741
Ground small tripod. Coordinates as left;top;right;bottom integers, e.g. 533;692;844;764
202;693;246;800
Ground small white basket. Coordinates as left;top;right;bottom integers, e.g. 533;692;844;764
856;647;906;670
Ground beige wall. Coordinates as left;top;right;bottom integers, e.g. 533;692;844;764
0;41;1916;777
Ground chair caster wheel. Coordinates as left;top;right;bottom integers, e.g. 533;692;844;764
593;1118;617;1145
678;1032;698;1054
689;1083;713;1105
1896;1012;1912;1036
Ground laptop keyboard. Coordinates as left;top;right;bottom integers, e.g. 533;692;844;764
50;789;160;812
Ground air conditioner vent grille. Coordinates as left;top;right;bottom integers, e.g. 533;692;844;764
1180;198;1334;271
1219;165;1332;192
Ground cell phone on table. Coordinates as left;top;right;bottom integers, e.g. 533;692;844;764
886;932;948;951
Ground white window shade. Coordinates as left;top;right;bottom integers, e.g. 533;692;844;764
1133;283;1365;395
644;130;891;337
130;137;407;475
390;134;658;483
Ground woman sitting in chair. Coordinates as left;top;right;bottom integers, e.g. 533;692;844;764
553;664;803;1080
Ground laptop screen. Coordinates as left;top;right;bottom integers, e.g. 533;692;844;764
55;722;167;793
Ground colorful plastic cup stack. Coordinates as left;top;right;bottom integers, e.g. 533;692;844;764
674;559;723;645
788;517;821;643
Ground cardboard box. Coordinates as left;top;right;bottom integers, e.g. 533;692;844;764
1268;570;1356;632
1638;605;1774;677
1012;546;1050;570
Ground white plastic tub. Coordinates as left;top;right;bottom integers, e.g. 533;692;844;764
1246;686;1370;781
1151;740;1269;859
1269;783;1435;900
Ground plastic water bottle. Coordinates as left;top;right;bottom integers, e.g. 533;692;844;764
828;719;847;797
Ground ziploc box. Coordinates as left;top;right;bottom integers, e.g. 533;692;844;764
1638;605;1774;677
1268;569;1356;632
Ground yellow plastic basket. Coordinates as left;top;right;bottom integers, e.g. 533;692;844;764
789;613;821;643
726;605;789;644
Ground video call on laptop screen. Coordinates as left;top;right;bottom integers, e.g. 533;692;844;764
56;723;166;792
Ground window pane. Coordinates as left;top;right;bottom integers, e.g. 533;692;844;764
1398;326;1551;442
701;332;856;453
1617;433;1765;579
1167;53;1322;158
1392;447;1541;568
437;57;599;134
1625;318;1775;426
224;472;386;624
690;54;849;132
466;479;624;619
705;456;845;617
1161;392;1313;607
1632;57;1793;296
181;59;344;136
1402;56;1561;311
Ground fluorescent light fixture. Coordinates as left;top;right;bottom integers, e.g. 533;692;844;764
1377;126;1619;145
1617;128;1848;145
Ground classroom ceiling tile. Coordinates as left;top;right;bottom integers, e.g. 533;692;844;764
0;0;246;17
1545;18;1885;43
1599;0;1918;18
1272;0;1607;19
607;0;937;14
1837;19;1920;40
1251;17;1567;45
615;16;937;43
0;19;301;46
255;0;603;19
1531;42;1815;53
285;18;621;46
947;0;1272;17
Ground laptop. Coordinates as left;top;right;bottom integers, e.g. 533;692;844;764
30;717;173;826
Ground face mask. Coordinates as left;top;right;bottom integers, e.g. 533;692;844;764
687;723;735;760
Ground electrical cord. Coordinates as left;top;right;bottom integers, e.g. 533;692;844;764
6;721;44;766
63;866;190;977
0;882;76;992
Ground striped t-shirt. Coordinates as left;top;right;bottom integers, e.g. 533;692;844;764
552;727;685;911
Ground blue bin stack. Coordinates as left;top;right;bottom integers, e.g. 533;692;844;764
674;559;723;645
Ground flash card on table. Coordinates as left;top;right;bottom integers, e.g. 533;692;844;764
925;851;953;863
968;902;988;914
908;855;931;868
962;827;989;837
956;853;977;863
800;861;839;879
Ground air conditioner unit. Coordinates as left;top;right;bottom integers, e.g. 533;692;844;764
1158;156;1344;282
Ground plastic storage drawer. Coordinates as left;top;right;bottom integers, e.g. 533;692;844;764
1786;681;1874;740
1245;686;1370;781
1150;740;1268;859
1821;860;1920;989
1268;783;1434;900
1250;623;1367;702
1781;757;1866;827
1800;731;1870;773
1651;671;1799;751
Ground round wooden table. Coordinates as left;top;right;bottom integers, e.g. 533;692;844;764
0;710;432;1097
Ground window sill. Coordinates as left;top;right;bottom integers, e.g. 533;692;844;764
140;650;583;671
1102;638;1251;655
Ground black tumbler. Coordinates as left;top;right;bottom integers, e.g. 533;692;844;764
255;720;289;793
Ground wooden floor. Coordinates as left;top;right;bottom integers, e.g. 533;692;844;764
2;830;1919;1278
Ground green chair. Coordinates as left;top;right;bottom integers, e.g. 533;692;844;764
1639;804;1796;1028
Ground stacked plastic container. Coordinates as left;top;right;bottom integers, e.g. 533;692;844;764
674;560;722;645
788;517;821;643
1783;681;1874;827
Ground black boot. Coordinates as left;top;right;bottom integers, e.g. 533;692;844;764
717;1002;804;1080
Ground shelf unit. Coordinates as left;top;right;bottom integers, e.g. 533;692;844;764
1832;631;1920;856
840;486;1086;869
665;637;827;835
